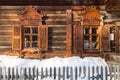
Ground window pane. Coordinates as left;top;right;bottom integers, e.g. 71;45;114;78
84;36;89;49
32;42;38;48
84;27;90;34
92;36;97;42
25;36;30;41
84;36;89;42
24;28;30;34
24;42;30;48
32;36;38;41
32;28;38;34
84;43;89;49
92;28;97;34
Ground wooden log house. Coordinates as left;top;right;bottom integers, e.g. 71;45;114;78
0;0;120;59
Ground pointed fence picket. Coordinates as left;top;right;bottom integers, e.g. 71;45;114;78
0;64;119;80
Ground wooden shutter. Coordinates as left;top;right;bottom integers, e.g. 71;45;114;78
12;26;22;50
115;26;120;53
38;25;48;51
73;26;83;53
101;26;110;51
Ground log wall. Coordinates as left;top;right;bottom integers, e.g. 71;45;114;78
0;6;67;53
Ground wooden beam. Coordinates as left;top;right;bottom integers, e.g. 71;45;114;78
66;9;72;57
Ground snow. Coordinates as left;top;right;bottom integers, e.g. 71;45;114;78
0;55;108;80
0;55;107;68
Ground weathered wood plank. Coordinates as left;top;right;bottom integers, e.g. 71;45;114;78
48;32;66;36
0;21;20;25
46;21;66;25
66;9;72;56
0;16;19;19
0;32;12;35
0;27;12;30
49;42;66;46
49;37;66;41
0;42;12;46
48;27;66;30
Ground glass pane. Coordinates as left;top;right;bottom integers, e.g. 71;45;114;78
92;36;97;42
92;42;96;48
32;36;38;41
24;42;30;48
25;36;30;41
84;36;89;42
92;28;97;34
84;27;90;34
32;42;38;48
24;28;30;34
84;43;89;49
84;36;89;49
32;28;38;34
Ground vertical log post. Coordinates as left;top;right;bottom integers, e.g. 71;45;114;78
66;9;72;57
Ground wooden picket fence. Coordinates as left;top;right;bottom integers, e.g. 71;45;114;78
0;64;120;80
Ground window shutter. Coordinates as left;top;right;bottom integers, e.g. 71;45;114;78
115;26;120;53
38;25;48;51
101;26;110;51
73;26;83;53
12;26;22;50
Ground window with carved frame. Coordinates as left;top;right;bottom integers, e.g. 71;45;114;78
83;26;100;51
23;26;38;49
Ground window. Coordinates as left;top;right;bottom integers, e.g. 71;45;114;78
83;26;100;50
23;26;38;48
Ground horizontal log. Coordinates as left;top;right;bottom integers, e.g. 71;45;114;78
0;42;12;46
46;21;66;25
48;32;66;36
48;46;66;51
0;47;12;51
48;25;66;27
49;37;66;41
0;37;12;41
0;27;12;30
0;32;12;35
48;16;66;19
0;6;71;10
49;42;66;46
0;21;20;25
48;27;66;30
0;14;18;16
0;19;19;21
0;16;19;19
0;21;67;25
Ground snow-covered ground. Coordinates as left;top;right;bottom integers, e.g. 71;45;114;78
0;55;108;80
0;55;107;68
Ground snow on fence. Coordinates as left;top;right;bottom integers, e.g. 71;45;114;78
0;65;120;80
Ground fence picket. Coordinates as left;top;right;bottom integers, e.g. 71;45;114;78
75;67;77;80
3;67;6;80
0;67;2;80
54;67;56;79
58;67;61;80
32;67;35;80
41;67;44;80
15;67;19;80
0;65;120;80
70;67;73;80
12;67;15;80
66;66;69;79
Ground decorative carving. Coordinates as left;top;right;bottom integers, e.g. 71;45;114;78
19;6;43;25
83;6;101;25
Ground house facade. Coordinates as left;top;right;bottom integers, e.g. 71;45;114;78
0;0;119;59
